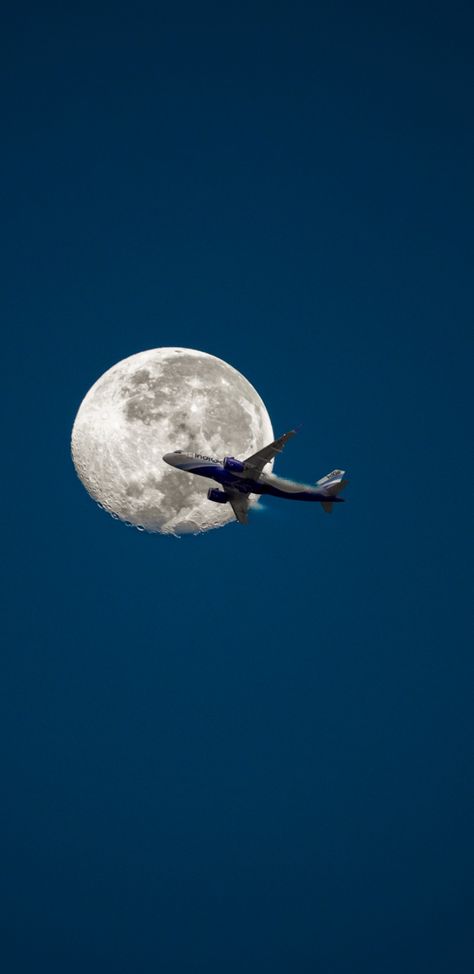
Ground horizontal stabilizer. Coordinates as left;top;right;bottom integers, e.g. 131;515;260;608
321;500;334;514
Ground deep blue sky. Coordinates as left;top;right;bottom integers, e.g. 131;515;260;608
2;3;473;971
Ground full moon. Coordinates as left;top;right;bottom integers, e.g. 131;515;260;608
71;348;274;535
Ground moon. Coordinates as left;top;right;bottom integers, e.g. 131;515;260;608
71;348;274;535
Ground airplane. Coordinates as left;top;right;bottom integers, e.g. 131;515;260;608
163;429;348;525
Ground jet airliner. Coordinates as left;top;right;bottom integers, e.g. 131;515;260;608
163;429;347;525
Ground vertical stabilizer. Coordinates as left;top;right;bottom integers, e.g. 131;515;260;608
316;470;348;513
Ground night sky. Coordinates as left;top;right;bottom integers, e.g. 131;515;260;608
2;3;473;971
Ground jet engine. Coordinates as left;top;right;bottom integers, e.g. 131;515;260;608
223;457;245;473
207;488;229;504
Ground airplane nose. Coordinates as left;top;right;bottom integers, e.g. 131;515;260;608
162;453;178;467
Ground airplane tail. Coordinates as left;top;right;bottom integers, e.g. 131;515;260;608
315;469;348;513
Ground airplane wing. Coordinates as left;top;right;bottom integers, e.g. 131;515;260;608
225;490;250;525
243;429;297;477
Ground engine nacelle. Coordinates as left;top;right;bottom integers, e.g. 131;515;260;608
207;488;229;504
223;457;245;474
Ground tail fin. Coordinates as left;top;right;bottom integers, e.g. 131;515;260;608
316;469;348;514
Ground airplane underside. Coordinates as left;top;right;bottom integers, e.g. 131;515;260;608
258;486;344;502
210;472;344;503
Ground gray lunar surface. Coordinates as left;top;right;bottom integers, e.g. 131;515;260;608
71;347;274;535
